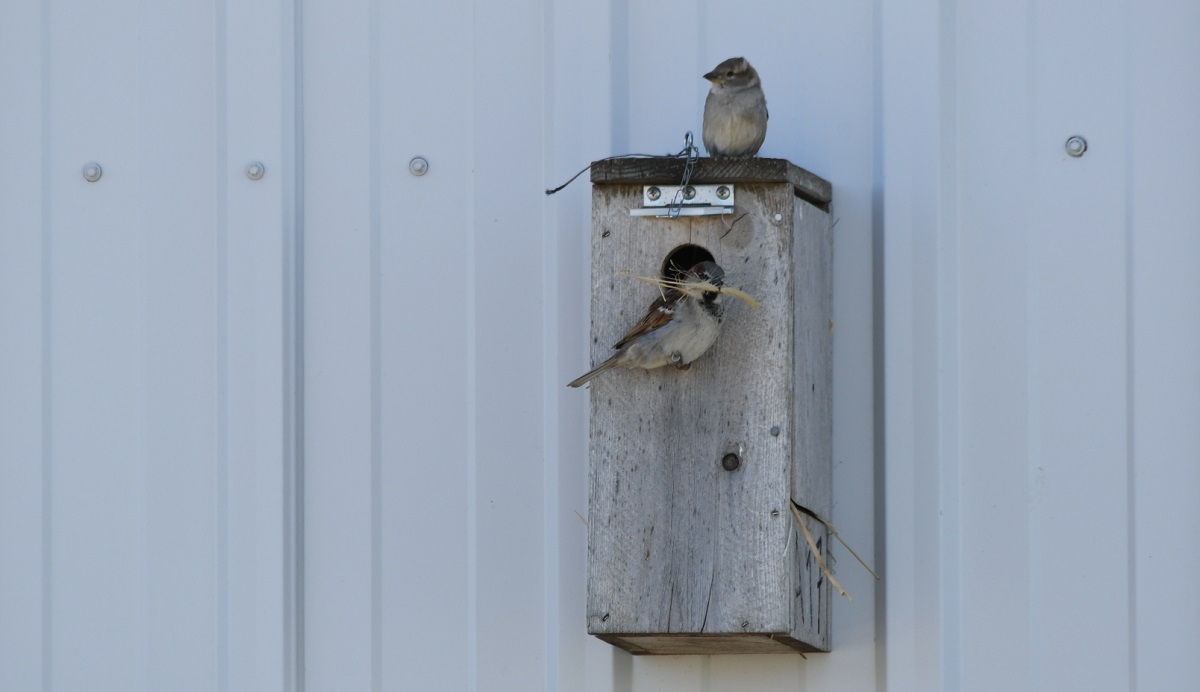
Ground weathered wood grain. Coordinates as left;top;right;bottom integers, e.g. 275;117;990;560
585;183;793;639
584;172;833;654
589;157;832;210
789;193;834;646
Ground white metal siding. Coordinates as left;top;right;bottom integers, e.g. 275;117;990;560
883;1;1200;690
1;0;1197;691
0;1;300;690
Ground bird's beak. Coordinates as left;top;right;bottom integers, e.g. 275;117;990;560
703;70;719;82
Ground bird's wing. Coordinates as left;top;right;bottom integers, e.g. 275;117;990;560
613;292;681;349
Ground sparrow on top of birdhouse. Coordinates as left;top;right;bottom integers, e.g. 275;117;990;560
702;57;769;158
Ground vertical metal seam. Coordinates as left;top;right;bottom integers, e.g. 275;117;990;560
465;1;480;688
870;0;888;686
1024;3;1043;690
1122;0;1138;686
368;0;383;687
214;0;230;689
938;0;963;689
285;0;306;687
39;0;53;689
540;0;560;689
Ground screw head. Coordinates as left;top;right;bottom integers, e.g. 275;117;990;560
1065;136;1087;157
647;186;661;201
682;185;697;200
721;453;741;471
409;156;429;176
770;425;781;437
716;185;730;200
245;162;265;180
82;163;102;182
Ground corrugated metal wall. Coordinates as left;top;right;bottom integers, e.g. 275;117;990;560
1;0;1196;691
883;1;1200;690
0;1;300;690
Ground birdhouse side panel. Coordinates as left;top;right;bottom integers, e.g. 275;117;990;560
790;197;833;518
789;195;834;649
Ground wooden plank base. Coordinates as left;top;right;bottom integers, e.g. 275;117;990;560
595;634;821;656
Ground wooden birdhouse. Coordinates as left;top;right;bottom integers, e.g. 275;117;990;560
583;157;833;654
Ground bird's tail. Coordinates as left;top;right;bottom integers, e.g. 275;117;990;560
567;357;619;388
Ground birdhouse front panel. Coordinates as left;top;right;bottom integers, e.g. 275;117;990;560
583;160;833;655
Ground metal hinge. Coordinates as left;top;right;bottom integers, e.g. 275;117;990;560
630;184;735;218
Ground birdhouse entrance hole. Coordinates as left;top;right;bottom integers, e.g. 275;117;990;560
661;244;714;282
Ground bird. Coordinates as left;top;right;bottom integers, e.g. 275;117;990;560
702;57;768;158
568;262;726;388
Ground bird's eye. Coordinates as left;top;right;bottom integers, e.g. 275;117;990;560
725;70;734;77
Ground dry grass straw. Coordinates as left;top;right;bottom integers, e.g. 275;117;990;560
789;501;881;603
621;272;760;311
792;502;881;581
790;502;851;601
